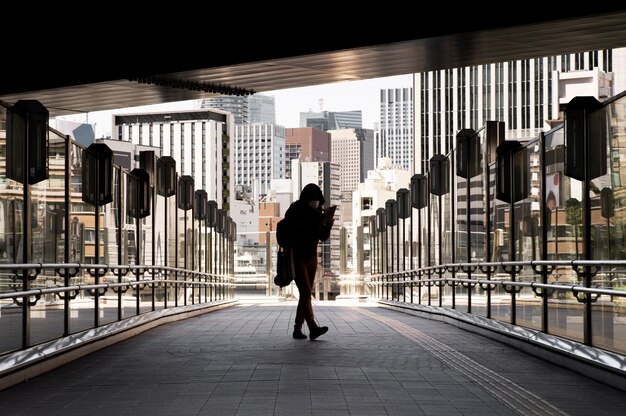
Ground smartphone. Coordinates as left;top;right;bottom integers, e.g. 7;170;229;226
325;205;337;218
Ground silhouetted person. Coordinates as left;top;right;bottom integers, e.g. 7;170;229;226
284;183;334;340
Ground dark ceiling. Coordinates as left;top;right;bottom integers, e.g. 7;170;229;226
2;9;626;117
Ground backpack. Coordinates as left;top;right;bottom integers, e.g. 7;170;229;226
275;217;292;248
274;245;295;287
274;217;295;287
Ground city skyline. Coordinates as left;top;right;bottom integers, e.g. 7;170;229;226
56;74;413;138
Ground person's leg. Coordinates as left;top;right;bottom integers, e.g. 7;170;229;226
304;259;328;340
302;259;319;330
293;258;312;334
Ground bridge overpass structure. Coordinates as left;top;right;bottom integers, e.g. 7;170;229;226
1;8;626;414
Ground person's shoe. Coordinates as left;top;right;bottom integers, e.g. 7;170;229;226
293;329;307;339
309;326;328;340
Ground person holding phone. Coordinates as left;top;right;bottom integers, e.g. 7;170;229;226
283;183;335;340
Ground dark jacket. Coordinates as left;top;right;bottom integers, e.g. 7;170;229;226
284;184;332;259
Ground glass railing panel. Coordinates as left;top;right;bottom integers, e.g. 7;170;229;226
491;189;511;323
132;174;151;315
440;267;453;309
475;162;499;319
0;103;23;354
184;209;194;303
97;166;121;326
543;126;584;342
196;219;203;302
474;129;491;318
120;171;139;320
28;130;67;345
175;205;187;304
140;192;158;311
166;195;177;304
68;143;96;335
398;216;410;303
515;138;542;331
452;146;469;313
590;92;626;353
152;194;169;309
410;204;426;304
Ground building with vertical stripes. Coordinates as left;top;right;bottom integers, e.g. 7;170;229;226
113;109;232;210
377;88;413;172
413;48;626;174
233;123;285;197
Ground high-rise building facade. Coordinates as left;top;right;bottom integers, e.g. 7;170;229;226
377;88;413;172
199;96;248;124
199;94;275;125
113;109;232;209
329;128;375;202
284;127;331;179
234;123;285;197
413;48;626;174
249;94;276;124
410;48;626;267
300;110;362;131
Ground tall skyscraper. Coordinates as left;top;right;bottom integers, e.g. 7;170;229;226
284;127;331;179
329;128;375;202
234;123;285;197
299;110;362;131
377;88;413;172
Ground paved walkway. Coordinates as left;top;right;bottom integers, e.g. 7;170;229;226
1;298;625;416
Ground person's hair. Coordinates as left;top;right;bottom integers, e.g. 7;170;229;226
299;183;325;205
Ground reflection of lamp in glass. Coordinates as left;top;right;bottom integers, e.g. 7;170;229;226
376;207;386;298
565;198;581;259
410;174;427;273
600;188;614;259
385;199;397;300
396;188;409;273
522;213;538;259
368;215;377;275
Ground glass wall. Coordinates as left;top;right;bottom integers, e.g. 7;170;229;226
0;100;233;358
378;92;626;357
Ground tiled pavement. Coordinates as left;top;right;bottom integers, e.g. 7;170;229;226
1;298;625;416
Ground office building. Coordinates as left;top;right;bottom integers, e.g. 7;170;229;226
199;96;248;124
233;123;285;197
199;94;275;124
377;88;413;172
329;128;375;203
413;48;626;174
300;110;362;131
351;157;412;273
284;127;331;179
249;94;276;124
113;109;232;210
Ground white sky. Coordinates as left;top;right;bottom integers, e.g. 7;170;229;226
57;74;413;138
